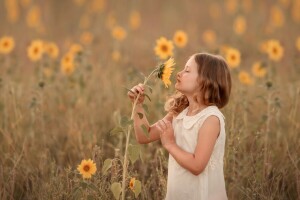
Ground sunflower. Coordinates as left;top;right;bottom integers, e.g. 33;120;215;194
0;36;15;54
270;6;284;28
112;26;127;41
112;50;121;62
60;53;75;75
252;62;267;78
267;40;284;62
157;57;175;88
173;30;188;48
80;31;93;45
77;159;97;179
202;29;216;46
238;71;254;85
233;15;247;35
45;42;59;59
69;44;83;55
225;48;241;69
27;40;44;61
129;11;141;30
154;37;174;60
296;36;300;52
129;177;136;191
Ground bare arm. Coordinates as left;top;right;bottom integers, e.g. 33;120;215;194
127;83;173;144
161;115;221;175
133;103;173;144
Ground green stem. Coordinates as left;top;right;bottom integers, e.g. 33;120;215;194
121;68;157;200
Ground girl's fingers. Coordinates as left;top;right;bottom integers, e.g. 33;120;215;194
138;83;145;90
135;86;144;94
158;120;167;130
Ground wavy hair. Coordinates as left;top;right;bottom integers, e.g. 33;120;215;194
164;53;232;116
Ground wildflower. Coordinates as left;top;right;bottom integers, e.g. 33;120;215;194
173;30;188;48
233;15;247;35
45;42;59;59
129;11;141;30
252;62;267;78
112;26;127;41
129;177;135;191
225;48;241;68
154;37;174;60
202;29;216;46
0;36;15;54
80;32;93;45
27;39;44;61
77;159;97;179
60;53;75;75
157;57;175;88
238;71;254;85
267;40;284;62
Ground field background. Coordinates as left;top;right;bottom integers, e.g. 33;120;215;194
0;0;299;199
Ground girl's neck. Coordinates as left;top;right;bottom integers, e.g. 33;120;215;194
186;96;207;116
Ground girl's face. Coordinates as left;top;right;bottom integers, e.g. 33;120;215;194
175;56;200;95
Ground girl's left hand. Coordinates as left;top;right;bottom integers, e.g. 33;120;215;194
157;119;176;150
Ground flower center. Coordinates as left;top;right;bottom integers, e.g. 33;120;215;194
161;45;168;52
83;165;90;172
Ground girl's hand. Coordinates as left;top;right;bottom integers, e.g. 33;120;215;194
157;119;176;151
127;83;145;104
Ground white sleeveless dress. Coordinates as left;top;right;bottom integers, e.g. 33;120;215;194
165;105;228;200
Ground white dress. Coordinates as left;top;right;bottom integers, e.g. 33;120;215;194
165;105;228;200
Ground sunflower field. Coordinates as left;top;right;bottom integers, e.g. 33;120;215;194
0;0;299;199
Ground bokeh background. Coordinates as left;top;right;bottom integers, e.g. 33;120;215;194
0;0;299;199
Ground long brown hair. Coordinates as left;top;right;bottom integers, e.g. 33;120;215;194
164;52;232;116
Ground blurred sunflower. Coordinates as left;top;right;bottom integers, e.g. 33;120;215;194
26;5;41;28
154;37;174;60
267;40;284;61
60;53;75;75
0;36;15;54
225;48;241;68
233;15;247;35
209;3;221;20
259;41;269;53
270;6;285;28
112;50;121;62
252;62;267;78
157;57;175;88
112;26;127;41
69;44;83;55
238;71;254;85
129;11;141;30
173;30;188;48
296;36;300;51
129;177;135;191
45;42;59;59
27;40;44;61
80;31;93;45
202;29;216;46
77;159;97;179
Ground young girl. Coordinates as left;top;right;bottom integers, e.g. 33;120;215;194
127;52;231;200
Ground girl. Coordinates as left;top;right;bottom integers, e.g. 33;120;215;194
127;53;231;200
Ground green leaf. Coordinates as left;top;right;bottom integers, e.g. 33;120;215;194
123;86;134;94
80;181;88;189
144;93;151;102
128;144;140;164
121;116;133;127
102;159;112;175
133;180;142;198
141;124;149;138
142;104;149;115
110;126;124;136
111;182;122;200
137;112;143;119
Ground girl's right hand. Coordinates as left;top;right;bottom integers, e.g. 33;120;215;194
127;83;145;104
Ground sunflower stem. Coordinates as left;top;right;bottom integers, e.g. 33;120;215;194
121;67;158;200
